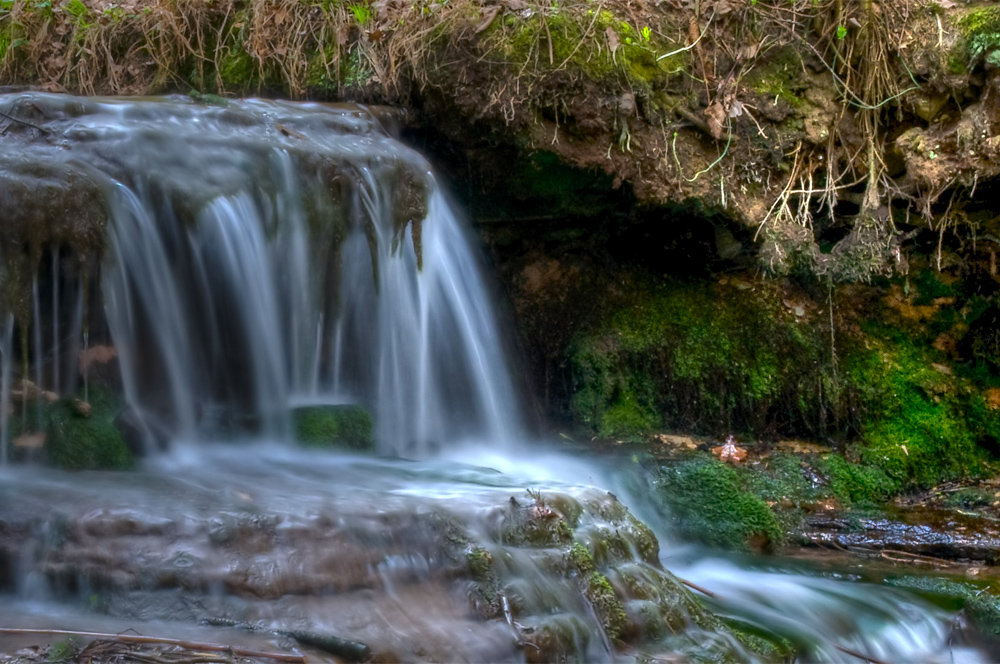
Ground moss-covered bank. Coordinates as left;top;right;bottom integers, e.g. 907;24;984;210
560;263;1000;495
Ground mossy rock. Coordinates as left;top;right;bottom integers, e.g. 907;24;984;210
814;455;899;507
45;392;133;471
567;277;830;441
656;456;783;552
583;570;628;643
291;405;374;451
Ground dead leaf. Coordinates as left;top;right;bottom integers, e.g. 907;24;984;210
654;433;698;449
277;123;308;140
475;5;500;35
704;100;726;139
606;26;619;57
500;0;527;11
712;436;747;463
336;23;351;45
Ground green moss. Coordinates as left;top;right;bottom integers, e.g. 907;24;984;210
466;546;494;580
744;46;805;109
598;388;660;440
888;576;1000;637
568;277;829;439
720;618;797;662
955;6;1000;67
843;326;992;488
218;44;256;92
568;541;596;575
815;454;898;506
913;268;957;305
656;456;783;551
490;9;685;94
583;570;628;643
45;389;133;471
291;405;374;451
942;486;994;509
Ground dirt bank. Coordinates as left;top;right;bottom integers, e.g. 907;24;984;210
3;0;1000;280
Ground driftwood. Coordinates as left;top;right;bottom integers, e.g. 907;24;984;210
0;628;304;663
201;619;371;662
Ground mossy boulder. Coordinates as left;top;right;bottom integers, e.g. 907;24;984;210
656;456;783;552
45;390;133;471
814;454;899;507
291;405;373;451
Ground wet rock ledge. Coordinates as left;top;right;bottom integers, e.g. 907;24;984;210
0;467;781;662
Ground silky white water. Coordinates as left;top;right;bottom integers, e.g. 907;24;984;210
0;92;993;662
0;92;524;454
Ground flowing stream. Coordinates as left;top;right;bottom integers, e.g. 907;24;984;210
0;93;993;662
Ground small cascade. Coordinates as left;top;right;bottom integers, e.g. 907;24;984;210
1;92;991;663
0;92;522;454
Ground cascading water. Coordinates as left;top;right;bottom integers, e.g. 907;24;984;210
2;92;521;454
0;92;993;663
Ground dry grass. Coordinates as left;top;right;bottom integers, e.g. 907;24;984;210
1;0;990;282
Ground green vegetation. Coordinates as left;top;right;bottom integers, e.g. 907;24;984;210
567;271;1000;492
953;6;1000;69
657;456;783;551
4;385;132;471
291;404;374;451
843;323;994;489
568;277;829;441
583;570;628;643
46;388;133;471
651;450;912;550
814;454;899;507
743;46;805;109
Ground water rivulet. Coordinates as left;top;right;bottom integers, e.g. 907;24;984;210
0;94;990;662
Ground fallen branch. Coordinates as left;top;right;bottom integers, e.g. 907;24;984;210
0;109;52;135
879;549;955;568
0;628;304;663
834;643;892;664
201;619;371;662
678;577;717;599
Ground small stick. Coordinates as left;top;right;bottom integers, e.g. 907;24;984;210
0;109;51;134
678;577;717;598
0;629;305;663
834;643;892;664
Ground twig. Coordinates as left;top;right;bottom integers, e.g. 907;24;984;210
0;629;305;663
542;14;554;66
679;577;717;598
656;9;715;61
834;643;892;664
0;109;51;134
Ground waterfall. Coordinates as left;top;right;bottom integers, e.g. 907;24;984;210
0;92;522;455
